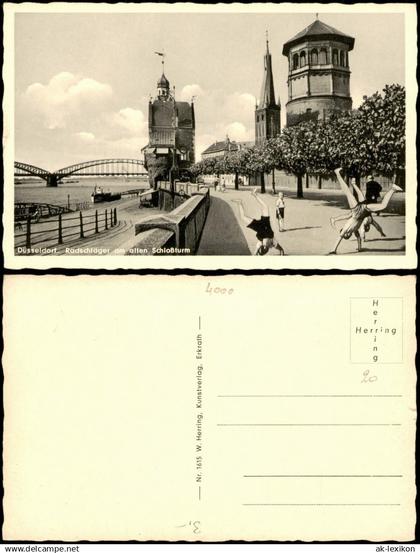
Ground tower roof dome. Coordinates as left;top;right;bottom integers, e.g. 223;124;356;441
157;73;170;88
282;19;354;56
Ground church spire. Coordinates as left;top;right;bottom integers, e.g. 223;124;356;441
258;33;277;109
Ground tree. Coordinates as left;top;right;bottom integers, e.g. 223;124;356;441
309;84;406;180
242;144;276;193
190;157;221;179
191;85;406;196
356;84;405;177
190;150;252;189
271;84;406;192
267;121;318;198
216;150;250;190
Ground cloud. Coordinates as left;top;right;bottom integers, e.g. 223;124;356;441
18;72;150;159
67;77;112;100
109;108;146;136
224;121;252;142
195;120;253;160
17;73;257;166
22;72;113;129
224;92;257;117
193;89;257;158
179;84;205;102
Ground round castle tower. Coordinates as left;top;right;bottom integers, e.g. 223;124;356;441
282;19;355;126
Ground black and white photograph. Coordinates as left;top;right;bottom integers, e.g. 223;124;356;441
3;3;417;268
2;274;417;542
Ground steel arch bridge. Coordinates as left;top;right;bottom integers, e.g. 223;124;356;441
15;161;50;178
15;158;146;186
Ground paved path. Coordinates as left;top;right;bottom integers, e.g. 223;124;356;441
198;196;251;255
198;188;406;256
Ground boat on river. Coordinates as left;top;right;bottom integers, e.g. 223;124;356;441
91;186;121;203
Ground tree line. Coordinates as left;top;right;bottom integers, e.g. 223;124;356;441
190;84;405;197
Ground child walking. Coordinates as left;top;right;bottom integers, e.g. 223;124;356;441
275;192;286;231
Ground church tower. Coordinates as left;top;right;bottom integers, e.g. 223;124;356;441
282;18;355;126
255;36;281;145
142;60;196;186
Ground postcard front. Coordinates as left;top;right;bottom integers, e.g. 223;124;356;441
3;2;417;270
2;275;416;541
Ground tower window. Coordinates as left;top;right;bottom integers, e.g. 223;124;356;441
300;51;306;67
332;49;338;65
311;49;318;65
293;53;299;70
261;114;264;121
339;50;345;66
257;115;259;122
319;48;327;64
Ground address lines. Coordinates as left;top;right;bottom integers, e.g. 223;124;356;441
217;393;402;427
218;394;403;507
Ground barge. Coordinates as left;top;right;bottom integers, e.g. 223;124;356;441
91;186;121;203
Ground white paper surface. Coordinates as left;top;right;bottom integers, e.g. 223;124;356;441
2;275;416;541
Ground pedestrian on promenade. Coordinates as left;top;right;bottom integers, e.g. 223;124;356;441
213;178;218;191
329;168;402;254
365;175;382;203
232;188;284;255
275;192;286;232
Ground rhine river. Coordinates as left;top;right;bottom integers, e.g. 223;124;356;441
15;176;150;209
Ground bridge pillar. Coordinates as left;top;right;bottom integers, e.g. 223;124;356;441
46;174;58;187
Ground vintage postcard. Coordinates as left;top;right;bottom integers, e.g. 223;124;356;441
2;2;418;270
2;275;416;541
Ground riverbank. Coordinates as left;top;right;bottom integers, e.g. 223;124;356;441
15;176;149;209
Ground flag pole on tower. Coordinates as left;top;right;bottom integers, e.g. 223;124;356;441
154;50;165;73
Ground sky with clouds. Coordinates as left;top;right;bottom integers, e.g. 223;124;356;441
14;10;405;171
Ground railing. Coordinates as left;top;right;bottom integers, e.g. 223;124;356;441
14;202;73;221
49;200;93;213
171;189;210;253
137;187;186;210
120;187;148;197
159;181;204;196
16;189;148;221
15;207;118;251
158;187;189;211
115;188;210;255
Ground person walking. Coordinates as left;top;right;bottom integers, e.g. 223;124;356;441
275;192;286;232
365;175;382;203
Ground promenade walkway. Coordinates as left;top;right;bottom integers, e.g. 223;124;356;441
198;188;406;256
197;196;251;255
